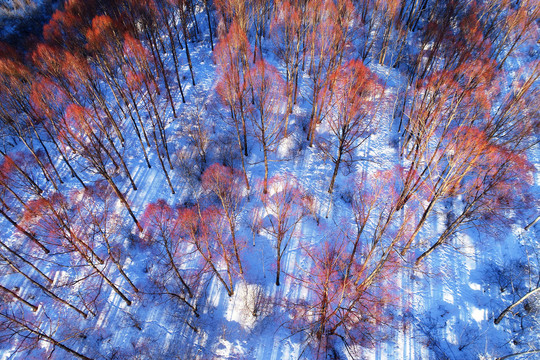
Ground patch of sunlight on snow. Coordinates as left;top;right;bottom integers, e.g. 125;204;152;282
470;283;481;291
225;281;259;331
278;135;295;158
471;307;486;322
460;234;476;270
215;339;245;358
215;339;232;358
443;291;454;304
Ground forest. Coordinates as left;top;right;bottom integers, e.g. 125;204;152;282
0;0;539;359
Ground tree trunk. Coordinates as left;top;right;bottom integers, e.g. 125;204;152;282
496;349;540;360
525;215;540;231
164;238;192;297
0;312;93;360
494;286;540;325
151;127;175;194
0;253;88;318
276;254;281;286
0;237;52;282
0;207;50;254
181;20;196;86
0;284;38;311
105;173;142;232
205;0;214;50
328;150;342;194
263;141;269;194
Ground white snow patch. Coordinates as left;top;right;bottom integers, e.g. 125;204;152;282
469;283;481;291
471;307;486;322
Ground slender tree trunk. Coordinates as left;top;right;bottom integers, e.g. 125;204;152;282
276;252;281;286
496;349;540;360
400;195;438;256
167;291;199;316
181;20;196;86
223;213;243;275
84;254;132;306
0;207;50;254
21;138;58;190
0;253;88;318
239;100;249;157
0;285;38;311
151;126;175;194
199;247;234;296
0;237;52;282
230;106;250;190
101;233;139;293
0;312;93;360
163;10;186;104
263;140;269;194
328;149;342;194
525;215;540;231
164;238;192;297
42;124;87;188
88;82;126;146
494;287;540;325
205;0;214;50
147;27;178;116
125;86;152;149
104;173;142;232
32;126;63;184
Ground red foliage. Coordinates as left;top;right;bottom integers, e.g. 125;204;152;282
289;227;401;359
214;21;252;106
123;33;152;69
141;199;181;247
85;15;118;54
30;77;68;120
201;163;246;200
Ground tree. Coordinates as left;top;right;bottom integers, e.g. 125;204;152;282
249;59;286;194
123;34;176;190
0;310;92;360
215;21;252;158
416;140;534;264
251;0;271;63
215;0;251;37
489;0;540;68
172;0;196;86
201;0;215;50
178;205;238;297
179;88;211;167
0;51;61;189
398;61;499;255
0;251;89;318
29;76;87;187
74;182;139;294
316;59;384;193
202;163;247;274
398;58;536;260
270;0;304;134
84;14;153;170
214;21;253;189
61;103;142;231
22;190;134;307
377;0;402;65
305;0;352;146
0;284;38;312
287;168;412;360
142;200;199;316
261;175;307;286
